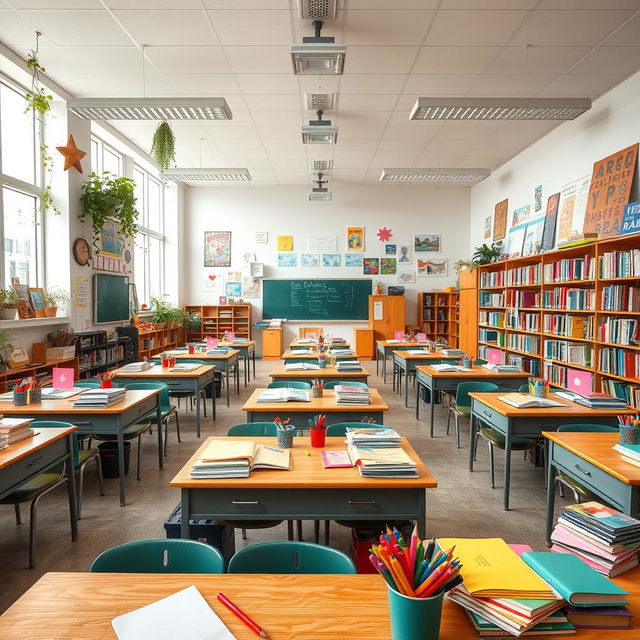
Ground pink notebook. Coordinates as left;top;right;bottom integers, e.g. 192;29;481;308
566;368;593;394
320;450;353;469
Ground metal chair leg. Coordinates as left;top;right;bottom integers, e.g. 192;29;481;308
77;462;85;520
242;528;247;540
324;520;330;545
96;453;105;497
175;412;181;443
488;442;495;489
455;414;461;449
14;503;21;524
297;520;303;541
314;521;320;544
287;521;294;541
446;408;452;435
473;431;479;463
136;435;142;481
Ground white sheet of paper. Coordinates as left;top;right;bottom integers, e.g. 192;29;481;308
373;301;383;321
112;586;237;640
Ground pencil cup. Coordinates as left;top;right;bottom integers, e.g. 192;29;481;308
310;428;326;448
529;382;549;398
100;380;112;389
29;389;42;403
160;359;169;368
312;386;324;398
277;430;294;448
13;390;28;406
188;345;195;354
386;585;444;640
168;357;176;367
620;425;640;446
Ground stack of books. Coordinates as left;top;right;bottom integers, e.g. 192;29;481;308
334;384;371;405
0;418;34;450
290;348;314;355
331;337;347;345
550;502;640;577
572;392;629;410
347;445;418;478
334;360;362;372
296;338;315;345
329;347;354;356
407;349;429;355
614;442;640;468
441;348;464;356
73;387;127;408
120;361;152;372
482;363;521;373
345;427;401;448
206;348;230;355
169;363;201;371
231;337;248;343
284;362;320;371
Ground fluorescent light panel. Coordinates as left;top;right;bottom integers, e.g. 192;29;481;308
298;0;337;20
67;98;232;120
309;187;332;201
302;126;338;144
162;168;251;182
380;168;490;183
410;97;591;121
291;43;346;75
310;160;333;172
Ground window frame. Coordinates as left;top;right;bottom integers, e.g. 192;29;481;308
90;135;123;177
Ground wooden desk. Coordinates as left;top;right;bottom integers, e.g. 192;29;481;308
0;428;78;563
544;431;640;544
171;436;435;537
415;365;529;437
288;340;351;349
1;390;161;506
242;388;388;429
469;392;637;511
269;365;370;385
281;349;359;362
113;364;216;438
375;341;418;383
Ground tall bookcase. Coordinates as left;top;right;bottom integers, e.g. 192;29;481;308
184;304;252;341
418;291;459;347
469;231;640;407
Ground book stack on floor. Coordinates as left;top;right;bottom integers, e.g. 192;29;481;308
551;502;640;577
120;361;152;372
284;362;320;371
347;444;418;478
334;384;371;405
73;387;127;407
334;360;362;372
345;427;402;448
0;418;34;450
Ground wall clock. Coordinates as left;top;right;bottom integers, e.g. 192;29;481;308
72;237;91;266
124;249;132;264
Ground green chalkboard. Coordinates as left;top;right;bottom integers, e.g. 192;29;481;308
262;279;371;320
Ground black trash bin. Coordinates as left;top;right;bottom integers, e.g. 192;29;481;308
421;387;441;404
98;441;131;478
205;371;223;399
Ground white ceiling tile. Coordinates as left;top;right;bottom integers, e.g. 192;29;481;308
235;74;298;93
426;10;526;46
106;0;204;7
433;121;498;140
484;46;591;75
204;126;258;139
269;156;307;170
55;73;153;96
569;46;640;76
465;74;559;97
328;139;379;150
144;46;231;74
603;13;640;45
224;45;290;73
208;10;291;45
251;111;303;126
262;138;304;151
339;124;387;139
201;113;256;130
16;45;141;74
345;46;419;74
204;0;288;8
338;74;407;94
330;169;367;184
297;75;341;94
342;10;434;46
378;138;428;150
333;156;375;169
536;0;640;9
370;148;421;167
0;11;57;46
145;74;241;95
440;0;537;7
539;74;621;98
335;111;390;127
384;122;442;140
348;0;439;8
215;139;265;151
402;73;479;95
113;10;217;46
482;121;560;140
243;93;301;111
413;46;501;74
337;94;399;111
10;0;101;6
256;125;301;140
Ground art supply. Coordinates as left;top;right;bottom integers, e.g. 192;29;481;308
528;376;550;398
303;450;310;456
312;378;324;398
216;592;269;638
97;371;115;389
309;413;326;448
618;414;640;445
274;417;295;448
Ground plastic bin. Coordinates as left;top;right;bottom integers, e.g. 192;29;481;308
349;521;414;574
205;371;223;399
421;387;441;405
98;441;131;478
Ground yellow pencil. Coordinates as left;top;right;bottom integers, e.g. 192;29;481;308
390;555;415;597
303;450;311;456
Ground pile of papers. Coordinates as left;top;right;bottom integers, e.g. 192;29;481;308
333;384;371;405
574;393;628;410
41;387;86;399
120;361;152;372
407;349;429;355
441;348;464;356
482;363;521;373
345;427;401;448
615;441;640;468
290;348;314;355
284;362;320;371
73;387;127;407
206;348;229;355
169;363;201;371
257;388;310;403
329;348;354;356
551;502;640;577
296;338;315;345
430;363;473;373
334;360;362;371
0;418;34;450
347;445;418;478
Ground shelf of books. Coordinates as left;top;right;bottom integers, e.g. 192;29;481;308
475;232;640;407
137;327;185;360
184;304;252;342
418;291;459;347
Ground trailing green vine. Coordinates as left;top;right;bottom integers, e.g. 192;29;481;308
151;121;175;171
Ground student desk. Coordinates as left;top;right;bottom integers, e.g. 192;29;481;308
469;392;637;511
392;351;461;407
0;427;78;551
171;436;435;538
375;341;418;383
1;389;161;506
288;339;351;349
218;341;257;385
269;365;370;385
242;388;388;429
544;431;640;544
281;349;360;362
113;364;216;438
415;365;529;437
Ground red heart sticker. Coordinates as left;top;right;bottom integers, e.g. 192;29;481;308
209;275;216;281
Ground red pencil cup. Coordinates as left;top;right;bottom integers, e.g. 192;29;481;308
100;380;112;389
168;356;176;367
161;359;169;368
310;428;326;448
188;345;195;354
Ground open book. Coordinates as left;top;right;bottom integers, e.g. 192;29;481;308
430;363;473;373
500;393;565;408
169;363;201;372
285;362;320;371
258;388;311;403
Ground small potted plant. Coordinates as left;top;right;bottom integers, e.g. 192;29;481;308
43;287;70;317
0;329;13;372
150;295;172;329
0;289;20;320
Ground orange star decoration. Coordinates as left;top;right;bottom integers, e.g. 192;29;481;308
56;134;87;173
377;227;392;242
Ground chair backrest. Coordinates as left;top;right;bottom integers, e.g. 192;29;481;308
455;381;499;408
323;380;368;389
267;381;312;390
31;420;80;466
228;541;356;574
298;328;322;339
90;539;224;573
474;358;488;365
557;424;619;433
326;422;388;436
228;423;278;436
75;381;100;388
518;383;529;392
122;381;170;413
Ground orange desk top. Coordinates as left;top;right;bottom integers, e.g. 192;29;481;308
113;364;216;378
269;366;370;379
242;388;388;413
169;350;240;361
416;365;529;379
0;426;75;470
393;350;459;360
281;349;360;360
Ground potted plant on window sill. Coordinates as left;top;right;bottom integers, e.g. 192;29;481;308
0;290;20;320
43;288;70;318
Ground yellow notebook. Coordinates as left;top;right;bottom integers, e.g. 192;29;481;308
437;538;555;599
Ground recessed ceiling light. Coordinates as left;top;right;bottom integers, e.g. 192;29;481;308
291;43;346;75
298;0;337;21
309;187;332;201
380;168;491;183
302;126;338;144
67;98;232;120
310;160;333;172
305;93;334;111
409;97;591;121
161;168;251;182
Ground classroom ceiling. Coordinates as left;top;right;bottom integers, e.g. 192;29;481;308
2;0;640;188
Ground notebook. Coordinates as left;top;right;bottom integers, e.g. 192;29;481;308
499;393;565;409
257;388;310;403
320;450;353;468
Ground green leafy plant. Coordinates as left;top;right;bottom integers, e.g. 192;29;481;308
44;287;70;309
169;308;191;328
0;289;20;309
79;172;139;249
0;329;13;369
151;121;175;171
472;241;503;265
149;295;172;326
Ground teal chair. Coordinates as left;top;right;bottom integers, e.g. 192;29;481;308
228;541;356;574
323;381;368;389
447;382;499;448
75;381;100;388
267;381;312;390
91;539;224;573
163;359;210;416
326;422;387;436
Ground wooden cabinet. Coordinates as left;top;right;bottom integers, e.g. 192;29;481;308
354;328;374;360
417;291;459;347
262;328;283;360
184;304;252;341
458;270;478;357
368;295;406;341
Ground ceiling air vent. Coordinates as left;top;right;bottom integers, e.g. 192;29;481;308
291;19;346;75
298;0;337;21
309;173;332;200
305;93;334;111
310;160;333;173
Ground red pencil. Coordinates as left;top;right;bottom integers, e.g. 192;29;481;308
217;592;269;638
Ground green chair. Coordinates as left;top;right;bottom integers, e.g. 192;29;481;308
447;382;499;448
323;381;368;389
326;422;388;436
228;541;356;574
90;539;224;573
227;423;278;436
474;358;488;365
131;381;180;456
267;381;312;390
75;381;100;388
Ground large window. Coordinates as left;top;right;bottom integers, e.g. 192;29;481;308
0;77;42;287
90;136;122;177
133;164;165;307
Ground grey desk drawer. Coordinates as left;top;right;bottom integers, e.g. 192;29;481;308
473;402;510;432
416;370;432;387
189;488;419;519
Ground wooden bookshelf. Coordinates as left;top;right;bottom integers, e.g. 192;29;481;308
0;357;79;393
137;327;185;360
417;291;459;348
184;304;252;341
465;231;640;407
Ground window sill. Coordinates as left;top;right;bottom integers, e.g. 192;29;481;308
0;316;71;330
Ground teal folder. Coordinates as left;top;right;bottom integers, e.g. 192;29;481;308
522;552;629;607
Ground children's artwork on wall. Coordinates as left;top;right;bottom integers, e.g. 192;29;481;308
242;277;260;299
255;231;268;243
100;220;124;258
417;258;447;276
202;272;222;293
484;216;492;239
414;234;440;253
534;185;543;212
397;244;411;264
376;227;392;242
204;231;231;267
385;244;396;255
219;296;227;305
381;258;396;275
278;252;297;267
345;253;363;268
346;227;364;251
493;199;508;241
249;262;264;278
277;235;293;251
300;253;320;268
226;281;242;297
397;269;415;284
557;175;590;244
242;251;255;265
308;235;337;252
322;253;341;267
512;205;530;227
363;258;380;275
227;271;241;282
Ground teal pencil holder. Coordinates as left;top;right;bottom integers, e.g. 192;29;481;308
277;428;294;449
620;425;640;446
387;585;444;640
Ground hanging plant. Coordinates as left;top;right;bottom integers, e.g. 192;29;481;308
151;121;175;171
79;172;139;249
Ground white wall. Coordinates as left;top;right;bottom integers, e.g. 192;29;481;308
184;185;470;352
469;71;640;248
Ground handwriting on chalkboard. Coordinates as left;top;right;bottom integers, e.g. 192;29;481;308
290;281;356;316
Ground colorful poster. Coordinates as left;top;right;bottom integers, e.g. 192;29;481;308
541;192;560;251
397;270;415;284
620;201;640;236
242;277;260;299
505;223;527;258
225;281;241;297
346;226;365;251
493;199;508;241
100;220;124;257
363;258;379;275
397;244;411;264
385;244;396;255
534;185;543;212
484;216;492;239
345;253;363;267
202;272;222;292
277;235;293;251
300;253;320;268
381;258;397;275
522;217;545;256
417;258;447;276
583;143;639;238
414;234;441;252
512;205;530;227
557;176;590;244
204;231;231;267
277;252;297;267
322;253;341;267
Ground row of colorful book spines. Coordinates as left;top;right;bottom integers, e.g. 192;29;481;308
543;258;594;281
506;265;541;286
543;363;593;390
601;379;640;408
597;319;639;346
600;285;640;312
506;335;540;352
543;342;593;367
598;250;640;279
598;348;640;378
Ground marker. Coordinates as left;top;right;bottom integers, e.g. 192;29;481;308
303;450;311;456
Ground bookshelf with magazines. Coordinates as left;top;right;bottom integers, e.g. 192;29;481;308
417;291;459;348
469;231;640;407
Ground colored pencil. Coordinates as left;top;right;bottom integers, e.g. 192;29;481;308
217;592;269;639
